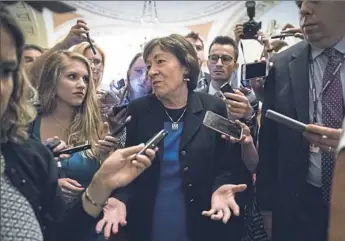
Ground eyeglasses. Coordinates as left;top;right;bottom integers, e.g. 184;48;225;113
88;59;102;67
208;54;233;65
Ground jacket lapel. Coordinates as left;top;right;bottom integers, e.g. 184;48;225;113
288;41;310;124
180;92;203;150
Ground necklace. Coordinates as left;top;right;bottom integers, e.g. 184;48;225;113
51;115;68;131
163;108;187;131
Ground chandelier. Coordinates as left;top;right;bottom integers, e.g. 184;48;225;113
140;0;159;24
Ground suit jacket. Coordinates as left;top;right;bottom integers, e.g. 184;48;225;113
256;41;312;241
119;91;253;241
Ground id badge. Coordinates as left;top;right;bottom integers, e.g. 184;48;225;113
309;144;320;153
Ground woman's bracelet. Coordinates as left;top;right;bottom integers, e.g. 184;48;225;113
84;187;108;207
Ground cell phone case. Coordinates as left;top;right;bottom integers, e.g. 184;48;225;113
203;111;243;139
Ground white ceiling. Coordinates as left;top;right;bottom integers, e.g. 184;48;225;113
66;1;239;23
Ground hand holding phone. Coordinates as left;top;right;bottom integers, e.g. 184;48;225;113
45;139;61;151
220;82;235;94
137;130;168;156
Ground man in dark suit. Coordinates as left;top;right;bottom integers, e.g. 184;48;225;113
256;1;345;241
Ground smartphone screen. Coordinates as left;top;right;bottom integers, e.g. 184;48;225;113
220;82;235;94
241;62;267;80
203;111;243;139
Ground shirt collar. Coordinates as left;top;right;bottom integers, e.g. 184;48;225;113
311;36;345;60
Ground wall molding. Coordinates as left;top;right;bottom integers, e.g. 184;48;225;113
7;2;48;47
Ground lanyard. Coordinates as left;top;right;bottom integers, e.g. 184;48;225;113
309;47;344;123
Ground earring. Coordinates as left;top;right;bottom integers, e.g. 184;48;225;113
183;78;190;82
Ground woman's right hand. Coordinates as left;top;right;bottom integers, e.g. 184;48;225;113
61;19;90;49
58;178;85;194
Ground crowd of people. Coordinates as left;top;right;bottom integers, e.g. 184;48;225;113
1;1;345;241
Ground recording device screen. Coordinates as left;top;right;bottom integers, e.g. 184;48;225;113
241;62;267;80
203;111;243;139
220;82;235;94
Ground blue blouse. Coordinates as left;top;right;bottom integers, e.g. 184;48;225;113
30;117;100;188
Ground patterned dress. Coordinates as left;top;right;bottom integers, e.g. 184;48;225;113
0;154;43;241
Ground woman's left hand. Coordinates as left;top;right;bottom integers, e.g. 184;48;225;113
96;122;119;157
202;184;247;224
44;136;71;161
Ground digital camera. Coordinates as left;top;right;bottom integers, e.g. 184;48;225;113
242;1;262;39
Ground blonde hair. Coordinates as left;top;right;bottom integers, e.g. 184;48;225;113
72;42;105;87
37;50;103;159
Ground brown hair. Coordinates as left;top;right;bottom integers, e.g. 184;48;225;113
0;3;37;143
185;31;204;49
143;34;200;90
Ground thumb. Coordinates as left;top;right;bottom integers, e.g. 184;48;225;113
233;184;247;193
233;89;244;96
66;178;82;187
103;122;110;136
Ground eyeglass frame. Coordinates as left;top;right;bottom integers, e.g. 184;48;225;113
88;58;103;67
208;54;234;65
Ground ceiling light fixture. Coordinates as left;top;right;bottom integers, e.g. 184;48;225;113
140;0;159;24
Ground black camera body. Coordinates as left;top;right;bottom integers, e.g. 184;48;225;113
242;1;262;39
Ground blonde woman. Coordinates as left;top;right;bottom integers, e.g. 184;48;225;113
30;50;117;199
73;41;105;88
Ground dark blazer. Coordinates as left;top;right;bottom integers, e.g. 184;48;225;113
1;139;96;241
120;91;252;241
256;41;311;241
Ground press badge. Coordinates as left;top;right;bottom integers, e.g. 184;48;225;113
309;144;320;153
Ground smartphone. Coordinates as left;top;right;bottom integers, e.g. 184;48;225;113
203;111;243;139
54;141;91;157
45;139;61;151
241;62;268;80
112;103;128;116
220;82;235;94
137;129;169;156
270;32;295;39
111;115;132;136
116;79;126;90
265;109;306;132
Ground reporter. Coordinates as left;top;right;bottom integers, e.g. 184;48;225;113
30;50;117;201
0;5;156;241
